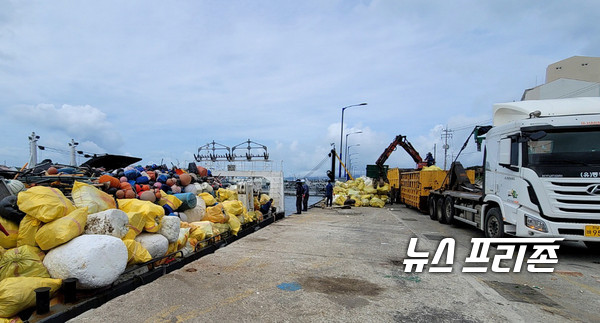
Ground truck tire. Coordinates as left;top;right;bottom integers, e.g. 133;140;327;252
442;196;454;225
428;196;437;220
484;207;504;238
436;198;446;224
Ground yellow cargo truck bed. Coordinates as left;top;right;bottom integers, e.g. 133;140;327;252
400;169;474;212
387;168;400;189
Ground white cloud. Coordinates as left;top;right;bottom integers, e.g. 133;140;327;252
10;104;123;152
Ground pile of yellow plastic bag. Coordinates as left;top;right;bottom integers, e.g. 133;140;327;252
332;176;389;208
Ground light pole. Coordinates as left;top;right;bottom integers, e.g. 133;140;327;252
345;144;360;180
349;155;358;179
339;103;367;179
344;132;362;173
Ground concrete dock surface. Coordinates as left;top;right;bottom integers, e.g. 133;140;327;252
72;205;600;322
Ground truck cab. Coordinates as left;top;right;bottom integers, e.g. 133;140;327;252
430;97;600;249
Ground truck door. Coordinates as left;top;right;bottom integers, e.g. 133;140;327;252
496;136;520;221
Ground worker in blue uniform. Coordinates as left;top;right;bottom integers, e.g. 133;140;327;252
425;152;435;166
260;198;273;215
302;180;309;211
325;180;333;207
295;180;303;214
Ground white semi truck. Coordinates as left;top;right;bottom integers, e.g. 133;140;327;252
428;97;600;250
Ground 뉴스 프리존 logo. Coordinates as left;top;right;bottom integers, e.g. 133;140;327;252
403;237;563;273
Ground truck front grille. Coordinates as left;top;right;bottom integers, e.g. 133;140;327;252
543;179;600;220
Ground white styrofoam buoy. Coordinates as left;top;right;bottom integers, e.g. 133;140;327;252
85;209;129;238
134;233;169;259
158;216;181;243
43;235;127;289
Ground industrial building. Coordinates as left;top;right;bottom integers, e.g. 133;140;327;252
522;56;600;100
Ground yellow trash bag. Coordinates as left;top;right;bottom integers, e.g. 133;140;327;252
122;239;152;266
361;198;370;206
0;245;49;280
377;183;390;195
188;224;207;242
236;215;247;225
228;213;241;236
198;192;217;206
364;186;377;195
17;186;76;223
253;196;260;210
222;200;245;217
118;199;164;233
243;207;253;223
0;246;5;258
212;223;231;235
165;242;178;256
247;211;262;222
122;211;145;240
333;186;346;195
347;189;360;196
202;204;229;224
0;277;62;318
369;197;385;208
259;194;271;205
157;191;182;211
0;217;19;249
227;189;238;201
71;181;116;214
333;195;347;206
176;228;190;250
17;215;41;247
216;188;230;202
35;207;88;251
0;316;23;323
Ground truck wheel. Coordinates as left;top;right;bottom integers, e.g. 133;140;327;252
584;241;600;252
442;196;454;225
485;207;504;238
436;198;446;224
428;196;437;220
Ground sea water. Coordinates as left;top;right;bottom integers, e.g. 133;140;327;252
284;195;323;215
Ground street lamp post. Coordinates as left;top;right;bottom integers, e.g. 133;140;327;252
344;131;362;174
348;152;359;177
339;103;367;179
345;144;360;180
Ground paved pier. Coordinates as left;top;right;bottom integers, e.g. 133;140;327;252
73;205;600;322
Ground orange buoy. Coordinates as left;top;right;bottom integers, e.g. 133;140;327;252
140;190;156;202
179;173;192;186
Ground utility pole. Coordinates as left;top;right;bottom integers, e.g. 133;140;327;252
28;132;40;168
69;139;79;166
441;127;453;170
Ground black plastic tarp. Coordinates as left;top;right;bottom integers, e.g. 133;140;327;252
80;154;142;170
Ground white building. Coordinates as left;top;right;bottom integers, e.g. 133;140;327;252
522;56;600;100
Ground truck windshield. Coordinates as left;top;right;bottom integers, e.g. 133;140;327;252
525;129;600;167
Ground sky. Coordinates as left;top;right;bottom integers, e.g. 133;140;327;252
1;0;599;178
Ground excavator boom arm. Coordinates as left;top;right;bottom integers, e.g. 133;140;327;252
375;135;424;167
